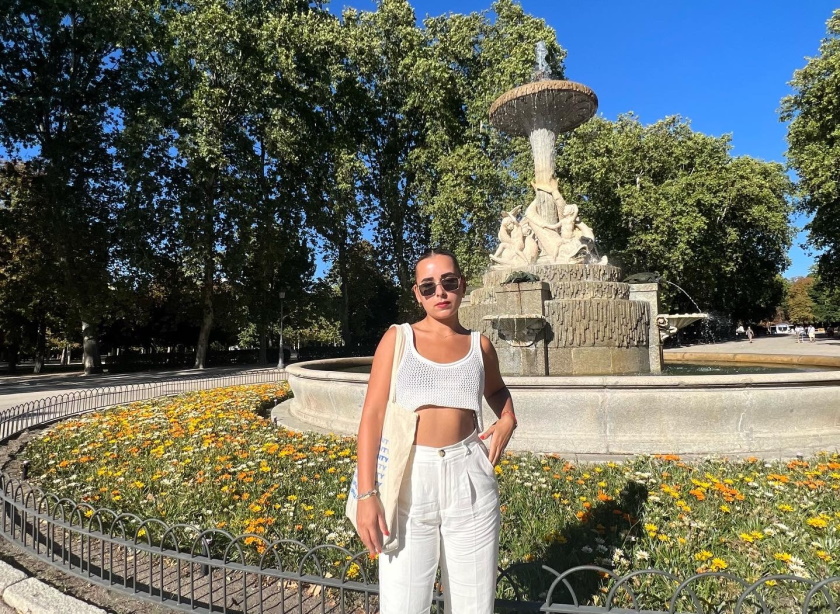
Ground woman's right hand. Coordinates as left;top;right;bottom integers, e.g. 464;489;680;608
356;496;389;555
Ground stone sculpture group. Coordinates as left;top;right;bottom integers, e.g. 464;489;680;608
490;178;606;267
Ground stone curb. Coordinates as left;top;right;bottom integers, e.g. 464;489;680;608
271;399;334;436
0;561;106;614
665;351;840;368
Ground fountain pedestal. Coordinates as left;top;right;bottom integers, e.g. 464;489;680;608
629;283;663;373
461;264;652;376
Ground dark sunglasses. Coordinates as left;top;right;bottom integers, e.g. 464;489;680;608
417;276;461;297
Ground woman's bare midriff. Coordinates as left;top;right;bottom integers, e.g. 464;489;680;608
414;406;477;447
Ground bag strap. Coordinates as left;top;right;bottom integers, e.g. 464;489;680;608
388;324;406;404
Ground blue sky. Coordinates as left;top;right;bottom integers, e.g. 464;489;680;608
341;0;836;278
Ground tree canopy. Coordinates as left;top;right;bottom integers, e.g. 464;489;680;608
782;9;840;287
555;115;793;320
0;0;807;370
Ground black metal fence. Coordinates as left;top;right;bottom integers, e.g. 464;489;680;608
1;371;838;613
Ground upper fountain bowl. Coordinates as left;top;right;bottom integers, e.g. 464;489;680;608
488;80;598;136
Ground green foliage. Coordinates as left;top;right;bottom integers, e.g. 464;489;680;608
809;274;840;323
0;0;804;363
785;276;817;323
0;0;139;371
556;115;793;320
117;0;326;365
324;240;400;348
782;9;840;286
417;0;565;279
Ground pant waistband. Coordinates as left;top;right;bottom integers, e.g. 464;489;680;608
412;429;483;460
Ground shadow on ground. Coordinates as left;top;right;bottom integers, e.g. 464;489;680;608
497;481;649;610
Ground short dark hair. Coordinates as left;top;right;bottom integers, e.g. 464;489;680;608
414;248;462;278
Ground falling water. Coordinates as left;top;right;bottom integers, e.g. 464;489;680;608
658;278;720;344
659;279;703;313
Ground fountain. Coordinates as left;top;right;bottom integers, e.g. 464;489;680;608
280;44;840;458
460;49;652;376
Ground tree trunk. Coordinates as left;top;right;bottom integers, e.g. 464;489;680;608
81;320;102;375
7;342;19;374
60;344;70;366
194;263;215;369
33;319;46;374
258;321;268;364
338;242;351;347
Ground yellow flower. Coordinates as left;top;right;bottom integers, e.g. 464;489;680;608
719;505;730;513
807;517;828;528
816;550;833;562
694;551;713;562
776;503;794;512
774;552;792;562
324;510;335;516
287;495;298;502
709;558;728;571
739;531;764;543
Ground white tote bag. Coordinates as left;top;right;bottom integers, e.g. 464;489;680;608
345;324;417;553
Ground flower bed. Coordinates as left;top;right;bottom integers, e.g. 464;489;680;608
21;384;840;606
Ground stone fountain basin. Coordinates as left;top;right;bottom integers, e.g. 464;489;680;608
282;357;840;459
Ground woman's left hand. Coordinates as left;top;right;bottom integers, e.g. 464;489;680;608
480;413;516;465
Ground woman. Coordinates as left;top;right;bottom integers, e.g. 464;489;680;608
354;248;517;614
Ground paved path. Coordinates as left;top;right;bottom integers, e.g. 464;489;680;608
0;365;277;412
663;333;840;358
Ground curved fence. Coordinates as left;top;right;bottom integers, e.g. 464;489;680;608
1;371;838;613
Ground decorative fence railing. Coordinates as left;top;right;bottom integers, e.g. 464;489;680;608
1;371;839;613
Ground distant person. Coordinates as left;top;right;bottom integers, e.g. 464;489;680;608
735;324;745;339
808;324;816;343
795;325;805;343
746;326;754;343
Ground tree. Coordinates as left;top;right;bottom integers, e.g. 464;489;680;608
324;240;400;349
0;161;71;372
554;115;793;321
0;0;137;373
809;274;840;323
343;0;429;300
782;9;840;287
418;0;566;280
785;276;816;323
118;0;326;367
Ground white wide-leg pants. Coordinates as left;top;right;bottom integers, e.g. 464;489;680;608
378;430;501;614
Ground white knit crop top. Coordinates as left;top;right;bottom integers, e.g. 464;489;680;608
394;323;485;431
